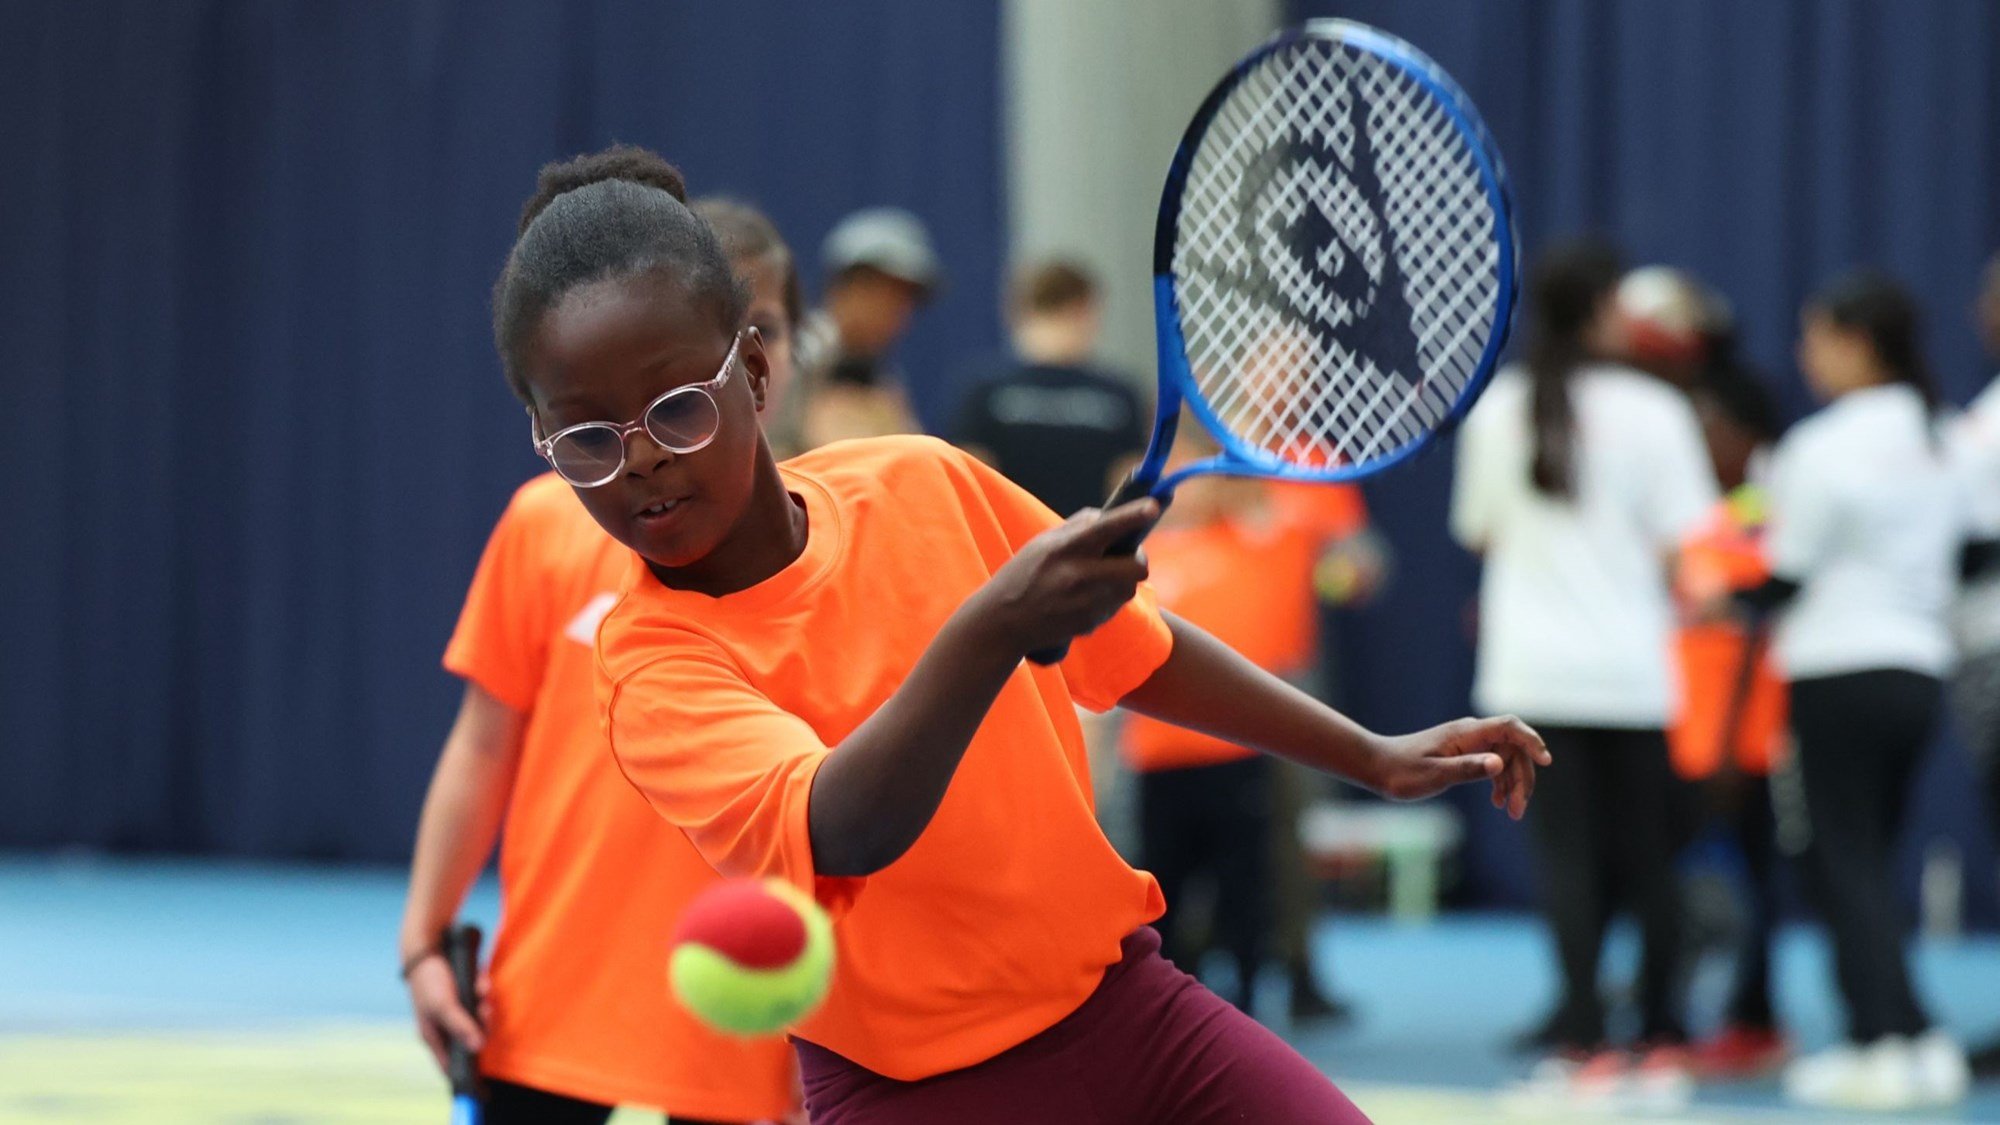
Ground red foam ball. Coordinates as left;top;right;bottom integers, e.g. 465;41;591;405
672;879;809;970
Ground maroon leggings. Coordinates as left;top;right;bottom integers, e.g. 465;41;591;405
794;927;1370;1124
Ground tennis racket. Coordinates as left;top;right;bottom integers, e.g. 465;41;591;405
1031;20;1516;664
444;923;485;1125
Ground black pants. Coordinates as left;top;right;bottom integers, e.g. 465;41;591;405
1527;725;1686;1048
1950;647;2000;832
1718;774;1780;1030
1139;755;1273;1011
484;1077;735;1125
1790;669;1940;1043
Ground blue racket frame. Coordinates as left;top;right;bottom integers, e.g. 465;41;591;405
1130;19;1519;500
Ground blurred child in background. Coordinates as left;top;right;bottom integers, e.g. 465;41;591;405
783;208;938;452
1620;268;1792;1077
951;259;1146;517
1951;251;2000;1079
1121;424;1372;1019
1454;240;1718;1098
1670;372;1792;1078
1750;271;1968;1110
1948;253;2000;867
398;151;804;1125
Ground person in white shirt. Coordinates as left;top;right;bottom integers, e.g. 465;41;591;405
1452;241;1718;1079
1947;255;2000;823
1743;271;1969;1110
1945;252;2000;1081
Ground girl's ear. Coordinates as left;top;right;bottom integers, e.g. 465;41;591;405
742;325;772;413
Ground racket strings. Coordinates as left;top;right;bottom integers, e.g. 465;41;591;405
1172;36;1502;470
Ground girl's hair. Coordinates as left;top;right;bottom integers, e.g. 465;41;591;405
1808;269;1941;416
1525;239;1624;497
691;196;803;329
1696;359;1782;444
492;144;749;403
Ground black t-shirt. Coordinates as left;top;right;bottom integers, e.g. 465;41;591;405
951;360;1148;516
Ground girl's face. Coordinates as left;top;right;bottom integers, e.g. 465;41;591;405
1796;309;1877;401
1693;393;1758;491
1584;292;1628;359
522;274;771;569
739;252;797;420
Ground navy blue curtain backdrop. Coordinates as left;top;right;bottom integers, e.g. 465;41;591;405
1297;0;2000;914
0;1;1002;861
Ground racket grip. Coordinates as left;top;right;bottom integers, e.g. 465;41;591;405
444;923;483;1100
1025;473;1163;667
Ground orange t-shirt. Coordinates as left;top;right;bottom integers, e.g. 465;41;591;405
1120;480;1359;772
596;436;1173;1082
1268;477;1369;545
1669;492;1788;779
444;473;797;1120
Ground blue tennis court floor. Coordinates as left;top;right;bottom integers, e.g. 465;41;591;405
2;854;1996;1123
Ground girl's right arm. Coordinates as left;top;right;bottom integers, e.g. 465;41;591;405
807;500;1160;877
397;683;526;1073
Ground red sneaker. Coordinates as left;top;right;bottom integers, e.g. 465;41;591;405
1569;1048;1631;1106
1689;1024;1790;1079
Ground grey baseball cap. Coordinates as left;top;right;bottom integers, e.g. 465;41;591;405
821;207;942;294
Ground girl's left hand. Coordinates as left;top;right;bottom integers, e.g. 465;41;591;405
1369;715;1550;820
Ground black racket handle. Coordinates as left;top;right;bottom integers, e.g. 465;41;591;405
444;923;484;1099
1026;473;1163;666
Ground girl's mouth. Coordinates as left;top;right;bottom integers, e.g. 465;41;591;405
635;496;690;528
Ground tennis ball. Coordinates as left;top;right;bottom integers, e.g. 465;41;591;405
669;878;834;1036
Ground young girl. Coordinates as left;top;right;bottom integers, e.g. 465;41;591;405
399;150;803;1125
1451;241;1716;1088
1752;272;1968;1110
492;144;1547;1124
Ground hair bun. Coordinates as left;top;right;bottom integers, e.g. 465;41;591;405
518;144;688;231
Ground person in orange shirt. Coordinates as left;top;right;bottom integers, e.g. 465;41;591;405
491;143;1547;1124
1673;360;1793;1079
1121;429;1373;1016
398;150;803;1125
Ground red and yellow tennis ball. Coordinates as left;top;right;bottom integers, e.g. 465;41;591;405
669;878;834;1036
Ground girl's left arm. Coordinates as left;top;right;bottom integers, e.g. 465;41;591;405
1119;613;1549;818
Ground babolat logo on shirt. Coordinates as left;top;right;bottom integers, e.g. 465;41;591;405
990;385;1133;432
566;592;621;647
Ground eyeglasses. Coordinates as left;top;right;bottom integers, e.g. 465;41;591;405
532;331;743;488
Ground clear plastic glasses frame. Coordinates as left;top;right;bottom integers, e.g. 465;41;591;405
531;330;744;487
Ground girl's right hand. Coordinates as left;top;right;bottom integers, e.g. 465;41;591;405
973;500;1161;657
405;953;486;1075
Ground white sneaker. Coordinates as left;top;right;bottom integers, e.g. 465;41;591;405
1909;1029;1971;1106
1497;1055;1578;1115
1783;1037;1922;1111
1627;1045;1694;1114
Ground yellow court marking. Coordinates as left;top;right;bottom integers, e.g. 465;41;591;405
0;1027;1844;1125
0;1026;667;1124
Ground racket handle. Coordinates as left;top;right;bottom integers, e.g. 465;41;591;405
1026;472;1164;666
444;923;484;1102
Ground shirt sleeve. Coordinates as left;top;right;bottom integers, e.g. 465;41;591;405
942;444;1175;711
1764;429;1838;581
603;637;862;911
1948;376;2000;537
1644;395;1722;550
442;491;552;712
1449;402;1500;550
